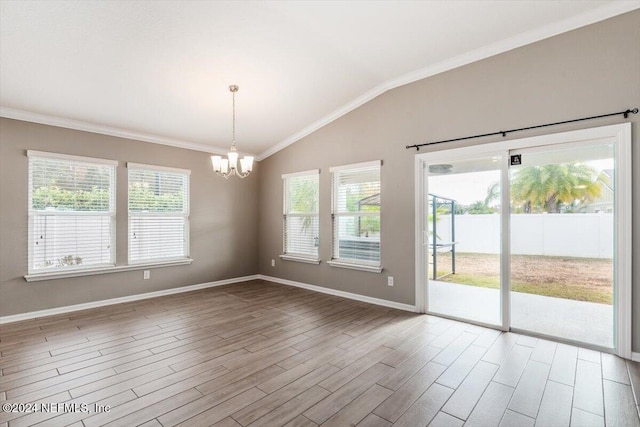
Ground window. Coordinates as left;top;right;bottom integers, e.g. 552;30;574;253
128;163;190;264
281;170;320;262
28;151;117;274
330;160;382;272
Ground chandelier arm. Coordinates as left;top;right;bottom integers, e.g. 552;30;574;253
236;161;252;178
215;168;238;179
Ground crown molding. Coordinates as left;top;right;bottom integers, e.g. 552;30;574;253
256;1;639;161
0;107;232;156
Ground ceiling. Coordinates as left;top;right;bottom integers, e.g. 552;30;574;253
1;1;637;160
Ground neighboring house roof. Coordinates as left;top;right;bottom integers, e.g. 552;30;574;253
359;193;380;206
599;169;614;191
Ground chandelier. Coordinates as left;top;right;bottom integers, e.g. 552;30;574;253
211;85;254;179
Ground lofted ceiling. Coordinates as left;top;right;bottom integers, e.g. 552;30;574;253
1;1;637;159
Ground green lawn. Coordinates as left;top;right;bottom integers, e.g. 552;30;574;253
433;253;613;305
438;273;613;304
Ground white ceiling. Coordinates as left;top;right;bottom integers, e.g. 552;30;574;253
1;1;637;159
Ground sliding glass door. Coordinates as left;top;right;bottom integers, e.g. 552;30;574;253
509;142;615;348
426;155;503;327
418;123;631;354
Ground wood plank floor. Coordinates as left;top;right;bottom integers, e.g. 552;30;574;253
1;280;639;427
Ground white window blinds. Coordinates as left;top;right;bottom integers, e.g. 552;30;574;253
331;161;381;266
283;170;319;260
128;163;190;264
28;151;117;273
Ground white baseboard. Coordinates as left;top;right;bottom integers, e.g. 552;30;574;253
0;275;259;325
3;273;632;358
0;273;415;324
258;274;416;313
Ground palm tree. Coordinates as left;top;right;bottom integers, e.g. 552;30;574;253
511;163;601;213
484;182;500;207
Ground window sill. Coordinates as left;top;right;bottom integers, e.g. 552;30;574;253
327;260;383;273
24;259;194;282
279;255;321;264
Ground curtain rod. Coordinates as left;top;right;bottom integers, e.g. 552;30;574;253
406;108;638;151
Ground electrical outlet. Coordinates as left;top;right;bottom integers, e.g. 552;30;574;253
388;276;394;286
271;259;275;267
143;270;150;280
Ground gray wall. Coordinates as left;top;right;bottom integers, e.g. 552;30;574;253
257;11;640;350
0;118;259;317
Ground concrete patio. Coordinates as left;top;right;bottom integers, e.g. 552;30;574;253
429;280;613;348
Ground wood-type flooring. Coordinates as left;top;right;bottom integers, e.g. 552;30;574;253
1;280;639;426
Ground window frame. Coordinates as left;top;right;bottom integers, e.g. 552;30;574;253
26;150;118;276
127;162;191;265
329;160;382;273
280;169;321;264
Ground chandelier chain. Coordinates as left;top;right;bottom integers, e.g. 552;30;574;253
232;88;236;149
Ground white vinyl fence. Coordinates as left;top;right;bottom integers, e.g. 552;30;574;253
434;213;613;259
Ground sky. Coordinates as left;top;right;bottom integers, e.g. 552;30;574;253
428;159;613;205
